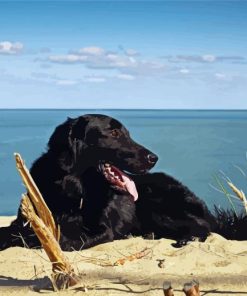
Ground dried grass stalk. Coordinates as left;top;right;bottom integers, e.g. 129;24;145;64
15;153;80;289
227;181;247;215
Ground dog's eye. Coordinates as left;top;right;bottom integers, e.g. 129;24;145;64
110;129;121;138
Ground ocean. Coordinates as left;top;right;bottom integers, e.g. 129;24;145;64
1;109;247;215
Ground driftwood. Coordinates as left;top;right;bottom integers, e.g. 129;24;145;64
15;153;80;290
163;281;174;296
183;280;200;296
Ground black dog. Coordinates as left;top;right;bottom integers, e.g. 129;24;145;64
0;114;245;251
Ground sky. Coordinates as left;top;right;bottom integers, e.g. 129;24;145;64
0;0;247;109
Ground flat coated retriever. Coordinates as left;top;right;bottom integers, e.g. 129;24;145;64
0;114;246;251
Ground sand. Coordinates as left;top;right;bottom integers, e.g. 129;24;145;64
0;216;246;295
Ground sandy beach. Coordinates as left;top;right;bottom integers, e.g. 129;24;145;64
0;216;246;295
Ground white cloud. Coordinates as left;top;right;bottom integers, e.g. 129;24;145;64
48;52;137;69
125;48;139;56
202;54;216;63
179;68;190;74
77;46;105;56
116;74;135;80
47;46;166;77
165;54;245;64
49;54;88;63
0;41;23;55
107;54;137;68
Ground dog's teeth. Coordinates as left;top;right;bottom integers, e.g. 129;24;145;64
105;163;110;167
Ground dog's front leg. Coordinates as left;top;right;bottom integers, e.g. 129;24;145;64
59;224;114;251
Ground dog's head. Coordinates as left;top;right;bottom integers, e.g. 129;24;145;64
48;114;158;201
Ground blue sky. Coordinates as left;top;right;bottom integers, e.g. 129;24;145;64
0;1;246;109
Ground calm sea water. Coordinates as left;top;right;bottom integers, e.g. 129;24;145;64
1;109;247;215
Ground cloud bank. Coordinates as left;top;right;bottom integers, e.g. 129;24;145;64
0;41;24;55
164;54;246;64
48;46;166;77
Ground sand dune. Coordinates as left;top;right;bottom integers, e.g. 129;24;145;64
0;216;246;295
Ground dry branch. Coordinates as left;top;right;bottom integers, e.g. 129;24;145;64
183;280;200;296
15;153;59;240
21;194;73;273
113;247;152;266
15;153;80;290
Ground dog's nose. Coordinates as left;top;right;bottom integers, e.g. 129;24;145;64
147;153;158;164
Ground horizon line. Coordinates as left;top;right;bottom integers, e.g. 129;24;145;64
1;108;247;111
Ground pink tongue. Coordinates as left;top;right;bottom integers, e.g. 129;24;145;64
122;175;138;201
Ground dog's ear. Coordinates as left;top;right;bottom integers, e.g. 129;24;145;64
48;116;88;151
48;116;89;172
70;116;89;142
48;117;74;151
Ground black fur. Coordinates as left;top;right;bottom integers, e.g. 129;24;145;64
0;114;245;251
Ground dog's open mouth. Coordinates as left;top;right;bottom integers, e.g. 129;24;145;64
99;163;138;201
